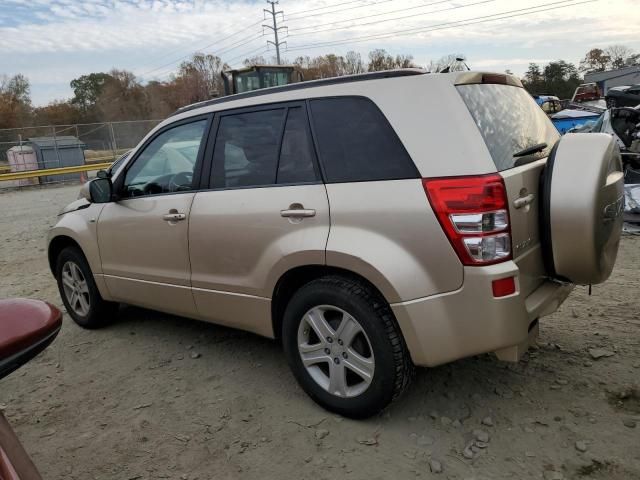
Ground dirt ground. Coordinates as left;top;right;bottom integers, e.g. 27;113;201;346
0;185;638;480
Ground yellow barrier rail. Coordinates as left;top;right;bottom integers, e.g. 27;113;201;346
0;162;113;182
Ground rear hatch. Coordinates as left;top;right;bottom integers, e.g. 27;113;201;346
456;80;560;297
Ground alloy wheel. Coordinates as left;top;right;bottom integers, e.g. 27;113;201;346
297;305;375;398
61;261;91;317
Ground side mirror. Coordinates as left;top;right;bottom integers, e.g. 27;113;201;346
0;299;62;381
88;177;113;203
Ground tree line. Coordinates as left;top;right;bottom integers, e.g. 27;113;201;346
521;45;640;99
1;44;638;130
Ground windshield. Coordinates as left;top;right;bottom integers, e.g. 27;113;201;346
456;84;560;170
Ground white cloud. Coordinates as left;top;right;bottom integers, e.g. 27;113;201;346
1;0;639;105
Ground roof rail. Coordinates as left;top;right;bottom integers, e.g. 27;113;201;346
172;68;428;117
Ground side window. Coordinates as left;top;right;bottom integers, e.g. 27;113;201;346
309;97;418;183
211;109;286;189
124;120;207;197
277;107;318;184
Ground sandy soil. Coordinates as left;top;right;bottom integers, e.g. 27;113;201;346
0;185;638;480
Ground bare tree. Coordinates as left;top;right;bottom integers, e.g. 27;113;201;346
368;49;396;71
243;55;267;66
605;45;635;69
429;54;467;73
345;51;365;75
177;53;227;100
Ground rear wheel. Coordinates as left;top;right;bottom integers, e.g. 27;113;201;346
282;276;413;418
55;247;118;328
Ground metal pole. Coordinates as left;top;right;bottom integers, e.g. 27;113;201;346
52;125;61;169
271;2;280;64
109;122;118;158
263;1;286;65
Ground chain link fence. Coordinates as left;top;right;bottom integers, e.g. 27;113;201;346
0;120;161;189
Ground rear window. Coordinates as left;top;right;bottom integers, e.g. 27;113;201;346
309;97;418;183
456;84;560;171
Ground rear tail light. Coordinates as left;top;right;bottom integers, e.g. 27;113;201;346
423;174;512;266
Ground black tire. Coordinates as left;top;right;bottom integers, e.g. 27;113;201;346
282;275;414;418
55;246;118;329
606;97;616;108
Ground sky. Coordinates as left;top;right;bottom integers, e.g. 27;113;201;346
0;0;639;106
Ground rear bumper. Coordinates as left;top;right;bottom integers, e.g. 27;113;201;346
391;262;574;367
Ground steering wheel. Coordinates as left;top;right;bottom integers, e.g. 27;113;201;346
142;182;163;195
168;171;193;192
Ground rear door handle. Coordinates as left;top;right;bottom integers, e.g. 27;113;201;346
280;208;316;218
514;193;535;209
163;212;186;222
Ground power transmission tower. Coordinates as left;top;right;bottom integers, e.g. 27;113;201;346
263;1;287;65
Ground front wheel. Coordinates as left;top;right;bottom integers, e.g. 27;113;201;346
55;246;118;329
282;276;414;418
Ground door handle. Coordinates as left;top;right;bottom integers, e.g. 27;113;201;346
280;208;316;218
163;212;186;222
513;193;535;209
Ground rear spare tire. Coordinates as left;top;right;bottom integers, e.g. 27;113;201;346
541;133;624;285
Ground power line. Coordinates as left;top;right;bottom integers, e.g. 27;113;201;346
289;0;495;36
141;31;264;79
289;0;454;33
263;1;287;64
152;35;267;80
130;20;263;75
286;0;597;52
137;0;393;78
226;46;273;67
285;0;377;18
286;0;394;21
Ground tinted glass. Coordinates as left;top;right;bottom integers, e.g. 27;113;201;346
124;120;207;197
262;69;290;88
234;71;261;93
277;107;318;184
310;97;418;183
456;84;560;171
212;109;286;188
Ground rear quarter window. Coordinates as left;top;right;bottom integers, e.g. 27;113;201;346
309;97;418;183
456;84;560;171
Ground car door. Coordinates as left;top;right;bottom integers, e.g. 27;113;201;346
188;102;330;337
97;115;212;318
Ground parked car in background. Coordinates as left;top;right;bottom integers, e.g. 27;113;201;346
0;299;62;480
572;82;601;103
606;85;640;108
551;108;603;134
48;70;624;418
533;94;563;115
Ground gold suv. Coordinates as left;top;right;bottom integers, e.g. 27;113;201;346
48;70;624;418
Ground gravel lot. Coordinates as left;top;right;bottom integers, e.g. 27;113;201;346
0;185;639;480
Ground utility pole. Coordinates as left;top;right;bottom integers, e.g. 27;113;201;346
263;1;287;65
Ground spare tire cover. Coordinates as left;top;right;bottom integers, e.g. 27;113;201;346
541;133;624;285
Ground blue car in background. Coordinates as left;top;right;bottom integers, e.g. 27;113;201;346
533;94;603;134
550;108;603;134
